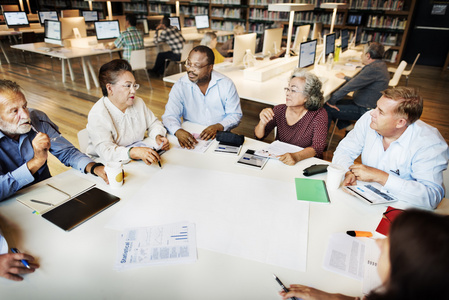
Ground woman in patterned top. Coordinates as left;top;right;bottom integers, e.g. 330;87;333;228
255;69;328;165
278;209;449;300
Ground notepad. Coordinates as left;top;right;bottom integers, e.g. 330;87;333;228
295;178;330;203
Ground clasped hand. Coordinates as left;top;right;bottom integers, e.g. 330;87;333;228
175;124;223;149
343;164;389;186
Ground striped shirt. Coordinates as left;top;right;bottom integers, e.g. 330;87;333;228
155;26;185;55
260;105;328;158
114;26;144;62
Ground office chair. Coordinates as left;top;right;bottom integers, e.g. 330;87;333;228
388;53;420;86
129;49;152;90
77;128;89;153
388;60;407;87
162;42;193;83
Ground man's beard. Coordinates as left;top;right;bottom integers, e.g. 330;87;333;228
0;118;32;136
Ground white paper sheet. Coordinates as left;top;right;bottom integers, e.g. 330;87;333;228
106;165;310;271
255;140;304;158
173;133;213;153
114;222;197;270
323;233;382;294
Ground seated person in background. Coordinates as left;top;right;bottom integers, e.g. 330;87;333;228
0;80;108;201
107;14;144;62
0;232;39;281
325;42;390;130
200;32;231;64
86;59;169;165
150;16;185;77
218;24;244;58
162;46;242;149
279;209;449;300
255;69;328;165
333;87;448;209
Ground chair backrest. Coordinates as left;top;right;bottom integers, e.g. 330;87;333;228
407;53;420;74
180;43;194;62
1;5;19;12
129;49;147;71
77;128;89;153
389;60;407;87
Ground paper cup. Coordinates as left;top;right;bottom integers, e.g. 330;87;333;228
326;164;346;190
105;162;124;188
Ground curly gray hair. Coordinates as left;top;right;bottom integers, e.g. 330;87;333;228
290;69;324;111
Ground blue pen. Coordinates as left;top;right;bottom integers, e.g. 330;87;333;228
10;248;31;269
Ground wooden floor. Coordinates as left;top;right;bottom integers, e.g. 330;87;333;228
1;45;449;175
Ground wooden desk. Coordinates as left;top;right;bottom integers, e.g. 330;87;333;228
0;122;393;300
10;42;120;90
163;49;362;106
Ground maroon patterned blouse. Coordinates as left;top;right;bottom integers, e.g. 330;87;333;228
260;105;328;158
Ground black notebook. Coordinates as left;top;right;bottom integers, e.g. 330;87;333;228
42;187;120;231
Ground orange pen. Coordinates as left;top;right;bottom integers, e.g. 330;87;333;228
346;230;373;237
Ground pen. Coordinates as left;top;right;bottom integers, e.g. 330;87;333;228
10;248;30;269
346;230;373;237
273;274;295;300
30;199;54;206
153;148;162;169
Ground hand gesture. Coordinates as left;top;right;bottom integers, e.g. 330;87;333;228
130;147;161;165
259;108;275;125
175;129;198;149
0;253;39;282
156;135;170;151
200;124;224;141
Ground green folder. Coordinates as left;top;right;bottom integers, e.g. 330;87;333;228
295;178;330;203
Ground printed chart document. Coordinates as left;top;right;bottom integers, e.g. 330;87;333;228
174;133;213;153
115;222;197;270
214;142;242;155
255;140;303;158
237;149;269;169
106;165;309;271
323;233;382;294
345;182;398;205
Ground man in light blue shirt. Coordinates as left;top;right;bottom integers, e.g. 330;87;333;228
0;80;109;201
333;87;448;209
162;45;242;149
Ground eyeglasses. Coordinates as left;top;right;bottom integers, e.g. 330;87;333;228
117;83;140;91
382;208;404;224
284;87;304;94
185;61;210;71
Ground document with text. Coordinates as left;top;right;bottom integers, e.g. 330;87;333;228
114;222;197;270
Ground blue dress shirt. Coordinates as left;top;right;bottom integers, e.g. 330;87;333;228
333;111;449;209
0;109;93;201
162;70;242;135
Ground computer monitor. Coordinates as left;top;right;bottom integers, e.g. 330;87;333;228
136;18;149;35
195;15;209;30
347;14;362;26
324;33;335;57
44;20;62;45
355;26;363;45
233;32;256;67
60;17;87;39
111;15;126;32
262;27;282;56
169;16;181;31
61;9;79;18
292;24;310;52
298;39;317;69
38;11;58;25
311;23;322;41
94;20;120;40
341;29;349;53
82;11;98;22
4;12;30;29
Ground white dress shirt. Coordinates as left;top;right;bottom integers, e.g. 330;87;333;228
86;96;166;163
333;111;449;209
162;70;242;135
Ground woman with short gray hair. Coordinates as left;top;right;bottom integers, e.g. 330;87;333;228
255;69;328;165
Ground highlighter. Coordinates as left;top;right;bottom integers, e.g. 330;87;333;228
346;230;373;237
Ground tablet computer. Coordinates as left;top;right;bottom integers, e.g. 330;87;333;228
345;183;397;205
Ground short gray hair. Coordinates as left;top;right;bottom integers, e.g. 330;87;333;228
200;32;217;47
0;79;23;95
290;69;324;111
